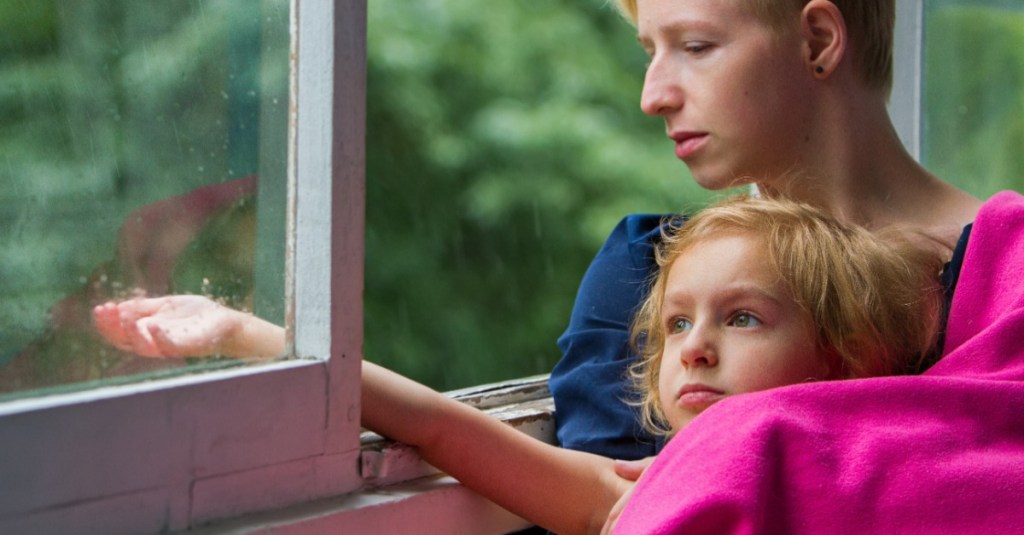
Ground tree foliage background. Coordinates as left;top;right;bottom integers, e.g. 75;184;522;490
0;0;1021;395
923;2;1024;197
363;0;704;388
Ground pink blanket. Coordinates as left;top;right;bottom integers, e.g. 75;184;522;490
615;191;1024;534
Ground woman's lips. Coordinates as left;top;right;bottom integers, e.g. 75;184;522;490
671;132;709;160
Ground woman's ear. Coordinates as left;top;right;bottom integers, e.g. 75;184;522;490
800;0;847;78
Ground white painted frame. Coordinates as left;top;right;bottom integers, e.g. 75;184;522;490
891;0;925;160
0;0;366;532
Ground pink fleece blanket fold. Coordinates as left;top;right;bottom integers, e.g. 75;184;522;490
615;191;1024;534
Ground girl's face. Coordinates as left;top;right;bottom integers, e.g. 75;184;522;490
657;234;828;432
635;0;816;190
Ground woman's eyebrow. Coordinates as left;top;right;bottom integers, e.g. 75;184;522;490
637;18;720;45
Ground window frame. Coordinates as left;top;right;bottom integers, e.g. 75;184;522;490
0;0;366;532
891;0;925;160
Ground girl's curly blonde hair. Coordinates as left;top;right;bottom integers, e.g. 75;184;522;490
629;196;944;436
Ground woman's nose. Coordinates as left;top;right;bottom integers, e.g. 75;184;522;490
639;57;682;117
678;324;718;369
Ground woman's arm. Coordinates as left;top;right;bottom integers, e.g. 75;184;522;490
362;361;629;535
549;214;666;460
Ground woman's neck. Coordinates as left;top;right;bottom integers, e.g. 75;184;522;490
760;88;982;252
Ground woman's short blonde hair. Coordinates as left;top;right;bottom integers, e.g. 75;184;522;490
629;196;943;435
615;0;894;94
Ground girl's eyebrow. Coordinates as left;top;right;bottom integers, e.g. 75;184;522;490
662;283;784;308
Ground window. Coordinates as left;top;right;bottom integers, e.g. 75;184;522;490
892;0;1024;200
0;0;289;400
921;0;1024;197
0;0;366;531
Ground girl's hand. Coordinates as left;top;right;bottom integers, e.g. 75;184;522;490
612;457;654;481
600;456;655;534
93;295;284;359
600;480;636;535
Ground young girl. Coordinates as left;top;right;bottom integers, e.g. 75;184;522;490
609;192;1024;535
626;196;942;439
93;196;943;534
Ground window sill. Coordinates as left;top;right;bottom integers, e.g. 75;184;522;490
190;374;555;534
360;373;554;484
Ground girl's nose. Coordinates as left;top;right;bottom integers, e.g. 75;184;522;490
639;57;682;117
678;324;718;369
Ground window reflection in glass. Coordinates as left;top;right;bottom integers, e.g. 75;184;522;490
922;0;1024;197
0;0;289;400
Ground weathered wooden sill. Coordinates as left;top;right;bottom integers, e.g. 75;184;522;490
189;375;555;534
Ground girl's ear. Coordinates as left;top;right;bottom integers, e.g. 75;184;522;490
821;348;847;381
800;0;847;78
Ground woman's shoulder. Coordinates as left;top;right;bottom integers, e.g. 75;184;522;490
599;213;685;263
609;213;674;243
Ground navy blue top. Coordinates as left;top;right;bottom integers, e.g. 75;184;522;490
549;213;974;460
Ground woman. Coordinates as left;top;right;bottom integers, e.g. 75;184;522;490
549;0;982;462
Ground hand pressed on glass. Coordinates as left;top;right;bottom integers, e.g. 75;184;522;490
93;295;285;360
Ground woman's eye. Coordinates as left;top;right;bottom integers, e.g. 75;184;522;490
730;313;761;328
669;318;692;334
683;42;711;54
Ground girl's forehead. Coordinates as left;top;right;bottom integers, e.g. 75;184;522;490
668;234;771;278
673;230;766;261
665;234;789;298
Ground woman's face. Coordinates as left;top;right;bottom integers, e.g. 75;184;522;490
635;0;817;190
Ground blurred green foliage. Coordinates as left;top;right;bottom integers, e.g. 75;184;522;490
363;0;703;389
923;3;1024;197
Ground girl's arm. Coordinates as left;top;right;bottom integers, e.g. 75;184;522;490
93;296;629;532
362;361;630;535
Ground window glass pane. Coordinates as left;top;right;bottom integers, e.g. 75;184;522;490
922;0;1024;197
0;0;289;400
364;1;717;390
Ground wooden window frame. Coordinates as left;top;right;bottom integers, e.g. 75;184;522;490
0;0;366;531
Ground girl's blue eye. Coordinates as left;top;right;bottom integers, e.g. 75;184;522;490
669;318;692;334
730;313;761;328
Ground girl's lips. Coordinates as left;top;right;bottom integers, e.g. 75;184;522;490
676;384;725;408
672;133;709;160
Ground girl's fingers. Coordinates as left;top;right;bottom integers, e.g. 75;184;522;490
115;297;165;324
93;302;132;351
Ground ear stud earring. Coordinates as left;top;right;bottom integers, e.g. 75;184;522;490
815;66;825;74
